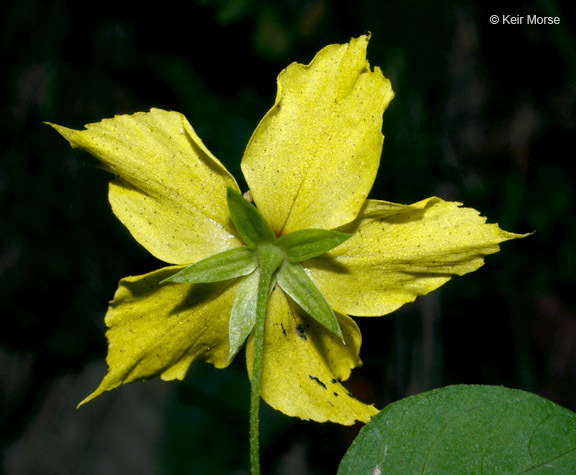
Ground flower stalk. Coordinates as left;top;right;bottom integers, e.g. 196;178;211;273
249;245;285;474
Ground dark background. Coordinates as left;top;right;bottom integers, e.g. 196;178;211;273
2;0;575;473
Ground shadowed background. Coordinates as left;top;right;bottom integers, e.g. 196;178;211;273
2;0;574;473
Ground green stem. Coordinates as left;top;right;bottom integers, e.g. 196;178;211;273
249;245;284;475
249;269;270;475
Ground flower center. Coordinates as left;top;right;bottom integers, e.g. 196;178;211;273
255;243;286;276
164;187;352;350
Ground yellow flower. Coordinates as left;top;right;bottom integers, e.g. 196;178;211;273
49;35;525;425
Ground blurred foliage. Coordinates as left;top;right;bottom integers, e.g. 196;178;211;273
2;0;575;473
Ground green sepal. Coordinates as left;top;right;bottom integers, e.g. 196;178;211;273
276;260;343;340
163;246;257;284
228;269;260;361
277;229;352;262
227;187;277;247
228;244;285;362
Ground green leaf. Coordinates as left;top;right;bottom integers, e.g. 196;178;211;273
276;261;343;340
227;187;277;246
228;269;260;361
338;385;576;474
163;246;256;284
277;229;352;262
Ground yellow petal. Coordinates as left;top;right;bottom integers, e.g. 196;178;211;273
246;287;378;424
49;109;241;264
79;266;237;406
241;35;394;235
307;198;529;317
